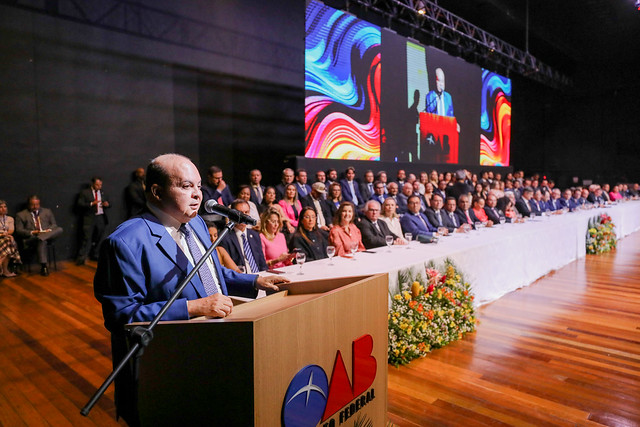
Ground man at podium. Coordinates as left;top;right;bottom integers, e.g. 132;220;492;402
93;153;287;424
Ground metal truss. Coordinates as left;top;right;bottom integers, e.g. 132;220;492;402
346;0;571;88
2;0;300;73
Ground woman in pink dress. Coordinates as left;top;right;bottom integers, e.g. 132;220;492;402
471;195;492;226
328;201;365;257
278;184;302;229
609;185;623;202
259;208;293;269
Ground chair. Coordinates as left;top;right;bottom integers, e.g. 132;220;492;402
19;239;58;273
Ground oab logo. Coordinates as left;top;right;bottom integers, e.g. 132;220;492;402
282;335;376;427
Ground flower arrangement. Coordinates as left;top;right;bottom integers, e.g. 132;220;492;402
586;213;617;255
388;260;476;367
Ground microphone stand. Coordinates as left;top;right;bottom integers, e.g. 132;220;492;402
81;220;237;416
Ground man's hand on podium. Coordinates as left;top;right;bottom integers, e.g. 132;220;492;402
256;275;290;292
187;294;234;318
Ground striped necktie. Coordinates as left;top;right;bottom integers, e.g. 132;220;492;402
180;224;218;295
242;233;259;273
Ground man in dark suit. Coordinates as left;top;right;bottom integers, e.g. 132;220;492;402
248;169;265;206
295;169;313;199
558;189;572;209
275;168;295;201
220;199;268;273
447;170;473;202
397;183;414;215
444;197;463;231
528;189;544;215
425;193;452;233
202;165;234;207
547;188;563;211
93;154;286;425
369;181;387;204
76;177;110;264
433;179;447;201
456;194;479;228
15;195;64;276
125;167;146;218
400;195;436;240
357;200;404;249
515;187;534;217
484;193;502;223
340;166;365;207
360;170;375;202
301;182;332;231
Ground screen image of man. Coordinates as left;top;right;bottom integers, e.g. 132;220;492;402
93;153;287;424
425;68;454;117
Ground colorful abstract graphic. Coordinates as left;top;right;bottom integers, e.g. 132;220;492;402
479;70;511;166
305;1;381;160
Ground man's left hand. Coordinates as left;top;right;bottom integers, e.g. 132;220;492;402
256;275;290;292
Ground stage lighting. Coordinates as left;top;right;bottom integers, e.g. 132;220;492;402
636;0;640;11
415;0;426;15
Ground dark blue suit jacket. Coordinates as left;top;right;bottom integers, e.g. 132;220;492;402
220;228;268;273
249;185;265;205
400;212;436;239
295;182;313;199
202;184;234;207
340;179;364;206
425;90;454;117
94;212;258;334
369;193;388;204
547;199;561;211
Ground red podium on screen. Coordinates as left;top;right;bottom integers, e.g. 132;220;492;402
419;112;458;164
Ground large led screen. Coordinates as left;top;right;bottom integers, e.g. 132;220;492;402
305;0;512;166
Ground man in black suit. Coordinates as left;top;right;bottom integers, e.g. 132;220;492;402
357;200;404;249
360;170;375;202
301;182;332;231
248;169;265;206
220;200;267;273
434;179;448;201
125;167;146;218
295;169;313;199
456;194;478;228
515;187;534;217
447;170;473;202
443;197;463;231
76;177;110;264
424;193;452;234
275;168;295;201
369;181;387;204
484;193;502;223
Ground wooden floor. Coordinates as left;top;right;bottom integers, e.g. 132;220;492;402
388;231;640;426
1;232;639;426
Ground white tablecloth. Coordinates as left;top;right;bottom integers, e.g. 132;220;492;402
271;201;640;306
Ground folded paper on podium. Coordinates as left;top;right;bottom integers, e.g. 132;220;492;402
127;274;388;426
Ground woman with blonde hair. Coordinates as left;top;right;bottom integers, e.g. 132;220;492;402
259;208;293;269
379;197;404;239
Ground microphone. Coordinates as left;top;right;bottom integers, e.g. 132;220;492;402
204;200;257;226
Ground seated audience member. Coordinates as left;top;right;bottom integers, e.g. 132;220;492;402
434;180;448;200
379;197;404;239
422;182;434;205
396;169;406;187
600;183;610;201
456;194;479;227
328;201;365;257
315;170;326;185
236;185;261;227
515;187;534;217
400;195;436;240
386;182;399;204
569;189;583;209
360;170;375;201
528;189;544;215
275;168;295;201
609;185;623;202
429;170;439;187
220;199;268;273
443;197;463;230
0;200;22;277
248;169;265;206
258;186;293;234
397;183;414;215
497;196;516;222
325;168;338;185
472;183;485;201
547;188;562;211
202;166;234;207
15;195;63;276
295;169;313;199
289;207;329;262
580;188;590;204
357;200;404;249
340;166;365;207
471;195;493;226
629;183;639;198
586;185;603;205
278;183;303;229
301;182;332;231
376;170;388;193
559;189;572;209
484;193;503;223
207;225;242;273
369;180;387;204
327;182;343;218
259;208;294;269
425;193;452;233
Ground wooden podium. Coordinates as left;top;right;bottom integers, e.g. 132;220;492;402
128;274;388;426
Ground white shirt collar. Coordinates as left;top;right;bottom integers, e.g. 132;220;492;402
147;202;182;230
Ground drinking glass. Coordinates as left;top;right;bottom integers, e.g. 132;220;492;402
326;245;336;265
295;252;306;275
350;242;358;260
385;235;394;252
437;227;448;236
474;221;482;231
404;233;412;249
499;216;506;225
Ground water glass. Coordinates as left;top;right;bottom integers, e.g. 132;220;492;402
385;235;394;252
326;245;336;265
295;252;306;274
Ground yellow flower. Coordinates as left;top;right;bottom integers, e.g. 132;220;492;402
394;294;402;301
403;291;411;301
411;281;423;298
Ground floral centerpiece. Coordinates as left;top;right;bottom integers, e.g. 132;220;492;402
388;260;476;367
586;213;616;255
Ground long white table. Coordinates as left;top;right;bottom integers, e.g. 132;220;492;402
270;201;640;306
